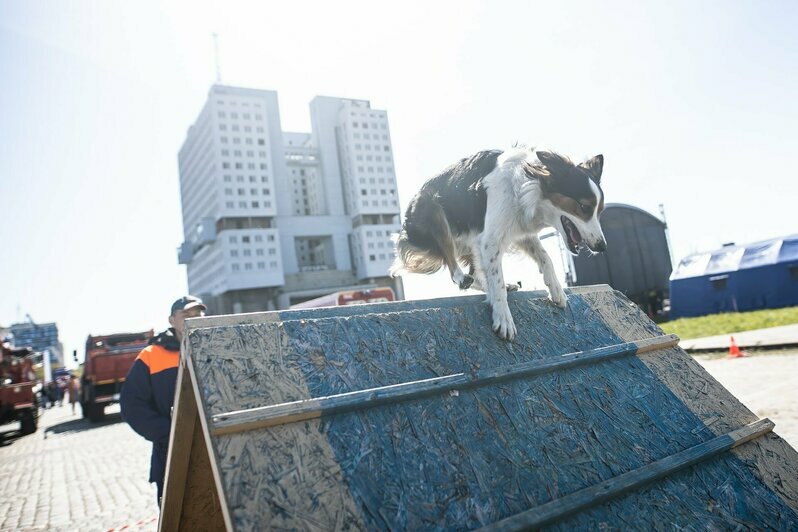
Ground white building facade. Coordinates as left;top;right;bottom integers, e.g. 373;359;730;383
177;85;403;313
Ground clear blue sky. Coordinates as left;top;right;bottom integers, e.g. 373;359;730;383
1;0;796;365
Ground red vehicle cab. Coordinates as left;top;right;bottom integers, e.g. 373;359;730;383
81;330;154;421
290;287;396;310
0;343;39;438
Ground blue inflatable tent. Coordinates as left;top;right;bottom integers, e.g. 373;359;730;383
670;234;798;318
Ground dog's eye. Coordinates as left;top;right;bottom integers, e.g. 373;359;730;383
579;203;592;214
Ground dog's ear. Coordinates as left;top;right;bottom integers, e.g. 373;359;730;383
579;154;604;184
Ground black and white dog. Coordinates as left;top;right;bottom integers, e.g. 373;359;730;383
391;146;607;340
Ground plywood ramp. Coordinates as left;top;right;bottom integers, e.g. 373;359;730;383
159;285;798;531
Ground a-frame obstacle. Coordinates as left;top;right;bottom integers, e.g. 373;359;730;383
159;285;798;530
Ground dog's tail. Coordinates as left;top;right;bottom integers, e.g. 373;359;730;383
390;230;444;277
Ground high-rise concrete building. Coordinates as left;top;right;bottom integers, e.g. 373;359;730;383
9;321;62;366
177;85;403;314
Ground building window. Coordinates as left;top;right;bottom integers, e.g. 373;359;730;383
243;249;251;257
242;236;250;243
255;235;263;242
258;138;265;145
230;250;238;257
245;262;252;270
229;236;237;243
256;249;264;256
232;263;240;271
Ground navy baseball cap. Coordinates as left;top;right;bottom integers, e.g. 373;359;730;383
170;295;207;315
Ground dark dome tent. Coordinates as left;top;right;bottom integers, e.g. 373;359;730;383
670;234;798;318
570;204;672;317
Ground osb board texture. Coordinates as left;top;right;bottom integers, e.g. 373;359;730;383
189;323;365;530
581;289;798;513
185;290;798;530
178;416;225;531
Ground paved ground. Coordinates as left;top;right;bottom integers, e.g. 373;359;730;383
680;323;798;351
0;404;158;531
696;349;798;448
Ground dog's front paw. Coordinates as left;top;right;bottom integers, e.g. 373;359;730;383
549;286;568;308
492;304;517;341
505;282;521;292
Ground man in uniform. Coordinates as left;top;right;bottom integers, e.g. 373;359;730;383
120;296;206;506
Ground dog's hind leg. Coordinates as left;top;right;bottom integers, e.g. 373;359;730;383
427;204;473;290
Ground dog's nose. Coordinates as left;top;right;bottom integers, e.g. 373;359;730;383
591;240;607;252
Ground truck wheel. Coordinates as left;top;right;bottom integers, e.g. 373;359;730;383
20;409;37;435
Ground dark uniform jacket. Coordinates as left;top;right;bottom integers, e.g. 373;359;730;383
120;329;180;488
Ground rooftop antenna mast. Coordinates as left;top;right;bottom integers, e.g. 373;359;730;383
213;32;222;83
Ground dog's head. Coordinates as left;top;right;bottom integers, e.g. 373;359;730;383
526;151;606;255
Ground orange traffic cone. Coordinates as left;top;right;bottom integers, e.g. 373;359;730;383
728;336;745;358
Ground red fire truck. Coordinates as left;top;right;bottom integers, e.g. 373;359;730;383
0;343;39;438
290;287;396;309
81;330;153;422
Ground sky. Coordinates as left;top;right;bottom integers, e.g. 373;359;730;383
1;0;796;367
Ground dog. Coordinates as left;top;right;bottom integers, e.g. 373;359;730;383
391;146;606;340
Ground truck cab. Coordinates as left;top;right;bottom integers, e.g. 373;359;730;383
0;343;39;438
81;330;154;421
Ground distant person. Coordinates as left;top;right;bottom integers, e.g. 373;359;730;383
66;375;80;415
120;296;207;507
46;381;60;407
